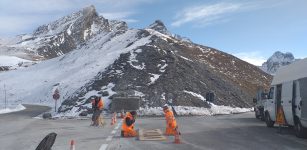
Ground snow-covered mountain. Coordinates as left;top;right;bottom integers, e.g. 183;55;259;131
260;51;296;75
0;5;127;71
0;6;272;115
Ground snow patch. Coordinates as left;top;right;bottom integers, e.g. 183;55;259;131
184;90;205;101
128;50;145;70
180;56;193;62
148;73;160;85
0;104;26;114
0;55;32;66
138;104;252;116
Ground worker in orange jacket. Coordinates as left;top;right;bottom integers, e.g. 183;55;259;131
163;105;177;135
91;96;104;126
121;111;137;137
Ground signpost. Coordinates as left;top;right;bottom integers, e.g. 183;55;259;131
53;89;60;112
4;84;7;109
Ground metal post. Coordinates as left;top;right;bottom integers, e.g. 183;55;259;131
4;84;7;109
55;100;57;112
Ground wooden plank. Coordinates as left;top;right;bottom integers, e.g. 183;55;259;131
138;129;167;141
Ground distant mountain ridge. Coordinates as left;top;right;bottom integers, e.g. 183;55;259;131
260;51;298;75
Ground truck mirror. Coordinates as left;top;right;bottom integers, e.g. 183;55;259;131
253;98;257;103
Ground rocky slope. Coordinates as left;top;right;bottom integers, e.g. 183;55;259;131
260;51;296;75
0;6;272;115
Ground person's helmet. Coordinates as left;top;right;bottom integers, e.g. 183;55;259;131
163;105;169;111
130;111;137;116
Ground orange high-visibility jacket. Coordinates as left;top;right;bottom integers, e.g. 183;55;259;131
164;109;177;128
92;98;104;110
122;112;135;132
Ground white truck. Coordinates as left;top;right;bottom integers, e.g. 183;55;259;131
264;58;307;138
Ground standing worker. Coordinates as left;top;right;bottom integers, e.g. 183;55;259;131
121;111;137;137
163;105;178;136
91;96;104;126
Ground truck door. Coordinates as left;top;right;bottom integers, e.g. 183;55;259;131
266;87;276;121
299;77;307;127
281;81;294;125
275;84;283;122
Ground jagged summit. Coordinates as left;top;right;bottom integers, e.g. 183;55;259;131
147;20;192;43
148;20;170;35
33;5;104;36
7;5;129;60
260;51;296;75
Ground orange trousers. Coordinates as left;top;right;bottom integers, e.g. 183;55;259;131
122;129;137;137
165;122;177;136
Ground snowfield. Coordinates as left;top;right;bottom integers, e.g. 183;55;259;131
0;104;25;114
0;29;152;110
0;55;34;69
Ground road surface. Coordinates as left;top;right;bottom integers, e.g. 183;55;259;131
0;105;306;150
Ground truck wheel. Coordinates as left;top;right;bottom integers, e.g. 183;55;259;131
295;118;307;138
265;112;274;127
260;109;265;121
255;110;260;119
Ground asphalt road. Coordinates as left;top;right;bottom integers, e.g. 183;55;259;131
0;105;307;150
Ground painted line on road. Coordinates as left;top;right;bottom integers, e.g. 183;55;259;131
106;135;113;141
99;144;108;150
98;118;123;150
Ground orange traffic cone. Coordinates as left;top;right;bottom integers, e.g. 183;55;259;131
174;129;181;144
113;113;117;123
120;112;124;118
111;117;115;125
70;140;75;150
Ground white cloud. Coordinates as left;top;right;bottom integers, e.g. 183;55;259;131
171;2;242;27
233;52;267;66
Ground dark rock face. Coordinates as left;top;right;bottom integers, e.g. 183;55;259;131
0;66;10;72
42;113;52;119
79;111;88;116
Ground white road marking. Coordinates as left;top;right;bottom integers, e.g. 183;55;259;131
99;144;108;150
111;130;116;134
106;135;113;141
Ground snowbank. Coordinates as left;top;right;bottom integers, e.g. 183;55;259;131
138;103;253;116
0;55;32;67
0;104;26;114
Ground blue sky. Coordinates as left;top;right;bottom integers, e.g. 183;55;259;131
0;0;306;65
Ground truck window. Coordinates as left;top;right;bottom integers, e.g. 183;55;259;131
268;87;274;99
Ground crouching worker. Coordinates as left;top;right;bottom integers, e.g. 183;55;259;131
121;111;137;137
163;105;177;136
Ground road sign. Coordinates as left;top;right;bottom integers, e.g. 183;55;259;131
53;89;60;112
276;107;286;125
53;93;60;100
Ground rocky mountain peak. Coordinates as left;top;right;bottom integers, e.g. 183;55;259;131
260;51;296;75
148;20;170;35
